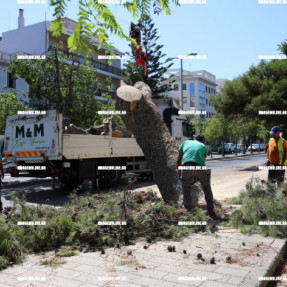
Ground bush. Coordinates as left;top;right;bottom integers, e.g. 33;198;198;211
227;176;287;238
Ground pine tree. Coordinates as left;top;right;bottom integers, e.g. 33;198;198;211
124;15;175;97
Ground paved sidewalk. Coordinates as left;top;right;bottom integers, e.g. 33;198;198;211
0;227;285;287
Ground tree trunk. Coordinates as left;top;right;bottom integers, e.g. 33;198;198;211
116;82;181;205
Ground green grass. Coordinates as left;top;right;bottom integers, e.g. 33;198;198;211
41;258;66;268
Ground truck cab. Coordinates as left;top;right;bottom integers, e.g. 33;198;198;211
153;98;193;146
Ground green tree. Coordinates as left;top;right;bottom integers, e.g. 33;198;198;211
9;45;118;128
0;93;26;134
229;117;242;155
50;0;179;58
191;115;206;136
214;40;287;130
202;116;223;158
124;15;175;96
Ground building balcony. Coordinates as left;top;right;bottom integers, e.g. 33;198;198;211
0;51;14;63
48;46;123;78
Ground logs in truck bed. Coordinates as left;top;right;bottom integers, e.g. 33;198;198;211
64;117;133;138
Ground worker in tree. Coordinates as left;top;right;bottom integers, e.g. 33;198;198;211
266;126;287;186
177;135;219;220
0;152;4;212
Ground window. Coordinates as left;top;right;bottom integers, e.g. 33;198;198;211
182;122;194;138
199;83;205;100
182;83;186;90
206;99;208;105
190;99;195;107
7;72;16;89
205;86;208;92
174;84;178;91
183;97;187;104
190;82;195;96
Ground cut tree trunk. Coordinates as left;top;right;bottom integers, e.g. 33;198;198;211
116;82;182;205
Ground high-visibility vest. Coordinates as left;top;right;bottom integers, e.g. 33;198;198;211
269;137;287;165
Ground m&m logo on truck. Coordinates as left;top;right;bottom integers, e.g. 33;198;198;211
15;124;44;138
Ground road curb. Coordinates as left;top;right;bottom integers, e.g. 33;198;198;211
206;152;265;162
260;239;287;287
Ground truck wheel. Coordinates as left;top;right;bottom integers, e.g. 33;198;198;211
100;159;123;187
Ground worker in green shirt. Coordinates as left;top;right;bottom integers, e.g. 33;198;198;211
177;135;218;219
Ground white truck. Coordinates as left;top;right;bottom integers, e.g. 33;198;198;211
4;99;193;187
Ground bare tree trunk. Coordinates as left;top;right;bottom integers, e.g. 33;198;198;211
116;82;181;205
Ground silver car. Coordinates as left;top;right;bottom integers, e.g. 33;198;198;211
248;144;260;152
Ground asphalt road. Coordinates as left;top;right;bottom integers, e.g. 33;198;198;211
0;153;268;209
207;153;266;169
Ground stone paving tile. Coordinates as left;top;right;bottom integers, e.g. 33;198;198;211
173;284;204;287
153;263;194;275
226;275;244;285
1;265;36;277
53;266;83;279
129;268;169;280
14;281;49;287
200;281;236;287
0;227;285;287
56;261;82;270
73;264;107;275
161;273;205;286
109;281;147;287
48;275;86;287
133;276;176;287
213;266;249;277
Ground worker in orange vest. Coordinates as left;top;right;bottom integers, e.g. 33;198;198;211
266;126;287;186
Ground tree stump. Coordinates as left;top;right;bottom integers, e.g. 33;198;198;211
116;81;182;205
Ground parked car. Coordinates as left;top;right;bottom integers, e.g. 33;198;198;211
247;144;260;152
235;144;244;153
218;143;235;154
211;143;219;153
259;143;265;151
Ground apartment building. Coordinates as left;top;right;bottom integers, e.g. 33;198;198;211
216;78;229;94
0;9;125;103
162;69;217;119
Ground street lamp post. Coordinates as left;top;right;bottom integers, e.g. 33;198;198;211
180;58;183;110
167;53;197;110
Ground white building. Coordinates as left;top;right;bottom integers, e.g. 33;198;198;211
0;51;28;102
0;9;125;103
216;78;229;94
162;69;217;119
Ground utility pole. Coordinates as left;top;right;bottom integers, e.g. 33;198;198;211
167;53;197;111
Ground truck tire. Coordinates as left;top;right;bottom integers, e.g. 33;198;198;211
100;158;123;187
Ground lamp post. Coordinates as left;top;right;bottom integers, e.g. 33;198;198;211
167;53;197;110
